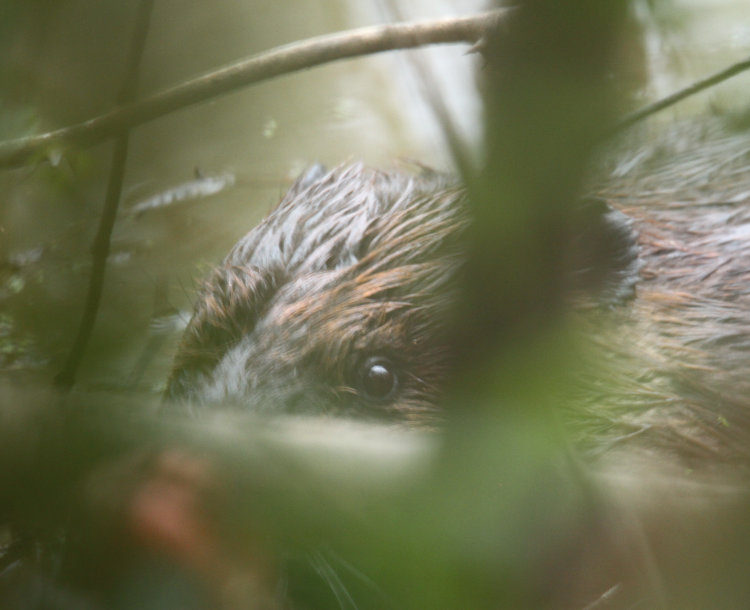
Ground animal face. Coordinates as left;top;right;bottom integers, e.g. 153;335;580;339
166;164;467;423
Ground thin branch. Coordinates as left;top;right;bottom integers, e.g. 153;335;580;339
54;0;155;389
612;54;750;134
0;10;505;169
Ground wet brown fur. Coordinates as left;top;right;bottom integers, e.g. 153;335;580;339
569;119;750;475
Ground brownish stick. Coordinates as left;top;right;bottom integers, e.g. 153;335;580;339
0;11;505;169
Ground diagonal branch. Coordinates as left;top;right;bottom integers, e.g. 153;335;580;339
612;54;750;134
0;10;505;169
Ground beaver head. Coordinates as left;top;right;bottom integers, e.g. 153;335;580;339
165;164;468;423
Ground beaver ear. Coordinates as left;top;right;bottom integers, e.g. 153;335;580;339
569;198;641;306
285;164;328;199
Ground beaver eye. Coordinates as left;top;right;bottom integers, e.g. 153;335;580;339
358;356;399;402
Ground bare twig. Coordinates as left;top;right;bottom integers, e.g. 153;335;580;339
612;54;750;134
0;10;504;169
54;0;155;389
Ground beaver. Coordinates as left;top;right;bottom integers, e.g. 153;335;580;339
159;124;750;608
165;163;641;425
